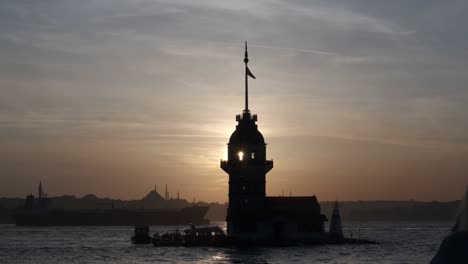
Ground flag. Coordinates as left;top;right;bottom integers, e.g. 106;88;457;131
246;66;256;79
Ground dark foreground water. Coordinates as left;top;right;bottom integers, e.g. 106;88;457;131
0;222;451;264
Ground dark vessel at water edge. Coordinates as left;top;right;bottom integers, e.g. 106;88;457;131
132;225;152;244
14;206;209;226
14;182;209;226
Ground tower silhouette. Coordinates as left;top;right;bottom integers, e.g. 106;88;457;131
220;42;325;241
221;42;273;235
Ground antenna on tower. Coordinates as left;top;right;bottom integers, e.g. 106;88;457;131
244;41;256;113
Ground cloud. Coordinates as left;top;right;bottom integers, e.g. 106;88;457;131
1;0;467;200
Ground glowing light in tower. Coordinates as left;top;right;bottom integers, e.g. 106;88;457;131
238;151;244;161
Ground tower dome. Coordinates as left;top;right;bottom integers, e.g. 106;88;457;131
228;113;265;145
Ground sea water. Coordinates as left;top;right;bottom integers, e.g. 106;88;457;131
0;222;451;264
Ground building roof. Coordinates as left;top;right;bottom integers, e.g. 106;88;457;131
266;196;320;210
262;196;324;223
229;112;265;145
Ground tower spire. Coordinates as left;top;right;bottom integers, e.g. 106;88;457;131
243;41;256;113
244;41;249;112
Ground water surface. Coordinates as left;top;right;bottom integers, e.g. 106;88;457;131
0;222;451;263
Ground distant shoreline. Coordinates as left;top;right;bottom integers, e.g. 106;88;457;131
0;193;460;224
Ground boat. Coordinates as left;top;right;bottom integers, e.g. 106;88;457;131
152;225;228;247
132;225;152;244
14;206;209;226
150;224;376;247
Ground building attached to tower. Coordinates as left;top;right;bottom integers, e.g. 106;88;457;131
220;43;327;242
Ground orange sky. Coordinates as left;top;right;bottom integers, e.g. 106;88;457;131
1;0;467;202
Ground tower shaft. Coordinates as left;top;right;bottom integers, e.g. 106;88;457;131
220;42;273;236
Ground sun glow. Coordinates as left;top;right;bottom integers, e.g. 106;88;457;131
220;146;228;161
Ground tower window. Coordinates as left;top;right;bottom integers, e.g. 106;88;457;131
238;151;244;161
251;152;255;159
242;186;246;191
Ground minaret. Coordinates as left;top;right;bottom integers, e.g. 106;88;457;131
165;184;168;200
221;42;273;238
38;181;44;199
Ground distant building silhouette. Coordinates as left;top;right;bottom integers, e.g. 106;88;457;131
15;182;209;226
23;181;51;211
220;42;327;241
165;184;168;200
38;181;45;199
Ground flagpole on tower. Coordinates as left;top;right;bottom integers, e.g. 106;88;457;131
243;41;256;113
244;41;249;112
